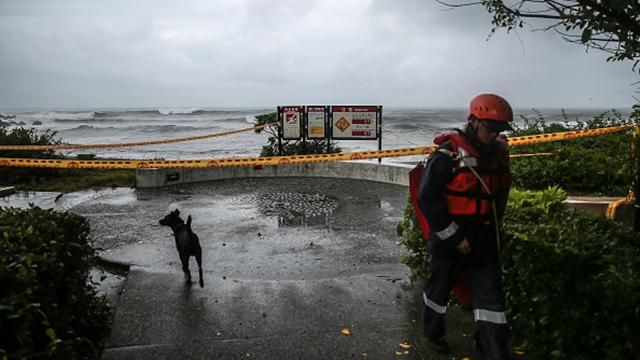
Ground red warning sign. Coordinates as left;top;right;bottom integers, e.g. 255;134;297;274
280;106;303;140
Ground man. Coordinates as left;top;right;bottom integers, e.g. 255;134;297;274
417;93;513;359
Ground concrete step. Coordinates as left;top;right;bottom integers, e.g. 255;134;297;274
0;186;16;197
565;196;633;227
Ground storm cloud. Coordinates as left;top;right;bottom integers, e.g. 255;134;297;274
0;0;636;109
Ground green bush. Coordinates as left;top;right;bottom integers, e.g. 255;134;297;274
76;154;97;160
0;207;111;359
509;110;635;196
0;127;64;183
0;127;62;159
0;128;135;191
503;188;640;359
254;112;342;156
396;195;428;280
397;187;640;359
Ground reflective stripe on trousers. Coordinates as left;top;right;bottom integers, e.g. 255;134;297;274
423;292;447;314
474;308;507;324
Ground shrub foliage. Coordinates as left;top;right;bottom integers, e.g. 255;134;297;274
397;187;640;359
0;127;135;191
0;127;63;182
502;188;640;359
0;127;61;159
0;207;111;359
509;110;635;196
253;112;342;156
396;194;428;280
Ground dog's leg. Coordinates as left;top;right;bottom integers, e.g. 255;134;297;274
180;253;192;284
195;247;204;288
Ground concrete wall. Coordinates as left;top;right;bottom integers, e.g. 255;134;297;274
136;161;632;225
136;161;415;188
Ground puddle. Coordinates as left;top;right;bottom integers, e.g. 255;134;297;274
56;188;136;210
0;188;137;211
89;267;127;306
228;192;337;227
0;191;60;209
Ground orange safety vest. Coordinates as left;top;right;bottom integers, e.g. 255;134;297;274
434;131;511;221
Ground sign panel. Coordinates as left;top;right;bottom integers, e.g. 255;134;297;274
280;106;302;140
331;106;379;140
306;106;326;139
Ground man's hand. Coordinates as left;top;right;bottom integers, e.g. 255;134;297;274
457;238;471;255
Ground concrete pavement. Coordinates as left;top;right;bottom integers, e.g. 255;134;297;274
12;178;487;359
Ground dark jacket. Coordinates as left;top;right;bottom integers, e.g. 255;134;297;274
417;125;511;265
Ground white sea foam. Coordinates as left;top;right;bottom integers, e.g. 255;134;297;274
158;108;202;115
16;111;96;122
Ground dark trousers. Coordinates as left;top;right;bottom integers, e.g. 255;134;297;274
423;255;509;359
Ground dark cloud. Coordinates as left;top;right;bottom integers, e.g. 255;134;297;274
0;0;636;109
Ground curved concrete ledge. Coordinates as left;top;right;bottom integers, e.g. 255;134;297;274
0;186;16;197
96;256;131;276
136;161;415;188
135;161;632;224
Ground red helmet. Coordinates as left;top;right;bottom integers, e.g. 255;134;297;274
467;93;513;123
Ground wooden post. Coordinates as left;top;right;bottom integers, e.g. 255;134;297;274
277;106;283;156
634;122;640;231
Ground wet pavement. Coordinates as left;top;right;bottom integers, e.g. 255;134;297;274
4;178;483;359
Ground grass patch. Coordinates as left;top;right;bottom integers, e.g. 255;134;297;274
1;169;136;192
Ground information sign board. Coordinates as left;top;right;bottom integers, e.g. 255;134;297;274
306;106;326;139
331;106;379;140
279;106;303;140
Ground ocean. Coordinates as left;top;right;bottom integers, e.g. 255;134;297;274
0;107;631;163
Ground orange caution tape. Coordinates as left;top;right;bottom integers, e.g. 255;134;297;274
510;153;553;158
0;146;437;169
508;124;633;146
0;124;632;169
606;191;634;220
0;122;277;151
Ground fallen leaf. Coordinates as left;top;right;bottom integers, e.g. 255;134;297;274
394;351;403;356
341;328;351;336
398;343;411;349
462;357;471;360
515;350;525;355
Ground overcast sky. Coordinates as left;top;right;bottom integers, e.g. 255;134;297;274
0;0;637;110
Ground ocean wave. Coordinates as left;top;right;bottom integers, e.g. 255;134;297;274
16;111;96;122
387;123;420;130
60;124;223;133
93;110;161;118
55;117;128;123
54;115;249;124
92;109;268;118
158;108;202;115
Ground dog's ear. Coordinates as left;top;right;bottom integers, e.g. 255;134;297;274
174;209;180;215
187;215;192;227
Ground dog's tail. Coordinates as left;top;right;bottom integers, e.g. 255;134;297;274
186;215;194;235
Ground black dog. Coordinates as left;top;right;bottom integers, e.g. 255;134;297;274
159;209;204;288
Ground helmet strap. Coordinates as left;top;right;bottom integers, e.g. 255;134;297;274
468;116;480;131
